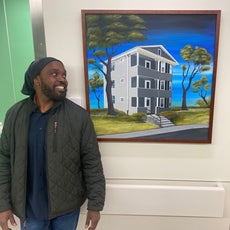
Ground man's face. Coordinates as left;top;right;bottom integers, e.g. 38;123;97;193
37;61;68;101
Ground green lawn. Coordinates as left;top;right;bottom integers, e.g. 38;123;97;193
166;107;210;125
92;116;158;135
91;107;210;136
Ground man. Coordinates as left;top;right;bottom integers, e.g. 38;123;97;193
0;57;105;230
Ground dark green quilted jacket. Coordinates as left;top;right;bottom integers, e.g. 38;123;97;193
0;97;105;220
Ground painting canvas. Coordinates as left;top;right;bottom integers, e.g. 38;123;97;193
81;10;221;143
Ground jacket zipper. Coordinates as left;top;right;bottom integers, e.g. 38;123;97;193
46;118;58;219
53;121;58;152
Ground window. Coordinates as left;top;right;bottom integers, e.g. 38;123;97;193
158;48;162;56
144;97;151;107
131;54;137;66
131;77;137;88
160;80;165;90
145;60;151;69
161;62;165;73
112;95;115;104
160;98;165;108
145;80;151;89
131;97;137;107
120;97;124;102
165;63;171;73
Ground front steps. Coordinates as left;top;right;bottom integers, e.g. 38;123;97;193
147;114;175;128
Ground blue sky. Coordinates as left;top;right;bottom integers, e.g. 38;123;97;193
86;13;218;107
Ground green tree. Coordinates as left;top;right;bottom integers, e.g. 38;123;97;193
86;14;147;115
180;45;212;110
89;72;104;109
195;98;211;107
192;75;211;107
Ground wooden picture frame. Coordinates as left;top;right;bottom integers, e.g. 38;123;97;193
81;10;221;143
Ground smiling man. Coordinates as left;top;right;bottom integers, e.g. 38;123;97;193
0;57;105;230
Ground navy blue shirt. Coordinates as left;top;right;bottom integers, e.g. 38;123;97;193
26;108;49;220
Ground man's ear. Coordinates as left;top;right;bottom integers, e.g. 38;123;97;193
33;76;40;86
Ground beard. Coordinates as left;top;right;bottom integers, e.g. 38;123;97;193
40;81;67;101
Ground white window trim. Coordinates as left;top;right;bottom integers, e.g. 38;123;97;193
161;62;165;73
158;48;162;56
160;80;165;90
160;98;165;108
145;80;151;89
145;60;151;69
144;97;151;107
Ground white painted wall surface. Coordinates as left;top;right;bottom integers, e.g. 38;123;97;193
41;0;230;229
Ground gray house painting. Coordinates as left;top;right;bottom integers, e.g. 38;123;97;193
104;45;178;115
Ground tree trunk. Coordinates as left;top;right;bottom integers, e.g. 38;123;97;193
201;95;209;106
181;89;188;110
97;98;100;109
105;56;117;115
105;79;116;115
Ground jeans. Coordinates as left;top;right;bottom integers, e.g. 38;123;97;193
20;210;80;230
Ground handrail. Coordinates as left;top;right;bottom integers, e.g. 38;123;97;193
146;108;162;127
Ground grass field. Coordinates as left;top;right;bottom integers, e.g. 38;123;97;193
91;107;210;136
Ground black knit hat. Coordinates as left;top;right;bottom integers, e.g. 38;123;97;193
21;57;63;95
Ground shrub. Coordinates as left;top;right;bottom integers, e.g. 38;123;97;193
131;112;147;123
160;110;178;122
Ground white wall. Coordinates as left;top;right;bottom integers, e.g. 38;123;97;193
42;0;230;229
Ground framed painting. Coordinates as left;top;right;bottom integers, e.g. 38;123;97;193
81;10;221;143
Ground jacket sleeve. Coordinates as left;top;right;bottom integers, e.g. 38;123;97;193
80;113;105;211
0;113;12;212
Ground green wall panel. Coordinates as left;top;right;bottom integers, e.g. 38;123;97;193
0;0;34;123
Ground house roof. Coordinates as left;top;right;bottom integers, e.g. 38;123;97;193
111;45;178;66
